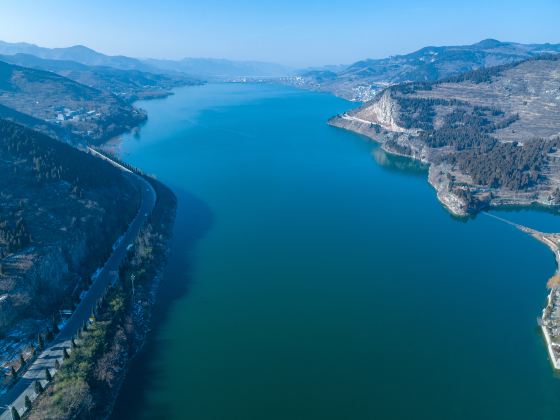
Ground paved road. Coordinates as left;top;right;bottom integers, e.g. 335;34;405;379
0;151;156;419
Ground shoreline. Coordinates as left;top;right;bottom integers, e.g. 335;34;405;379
483;212;560;371
328;114;560;218
330;110;560;372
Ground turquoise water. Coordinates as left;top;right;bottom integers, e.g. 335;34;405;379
113;83;560;419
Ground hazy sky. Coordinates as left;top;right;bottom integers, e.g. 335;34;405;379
1;0;559;66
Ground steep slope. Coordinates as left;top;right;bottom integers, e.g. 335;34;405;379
329;55;560;215
0;119;139;358
292;39;560;101
0;60;146;143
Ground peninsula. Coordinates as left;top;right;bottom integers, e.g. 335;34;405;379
329;55;560;216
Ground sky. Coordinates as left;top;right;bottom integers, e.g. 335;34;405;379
1;0;559;67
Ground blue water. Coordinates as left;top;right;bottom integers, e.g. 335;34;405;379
113;83;560;419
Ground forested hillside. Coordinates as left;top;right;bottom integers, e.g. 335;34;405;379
330;55;560;215
0;119;139;345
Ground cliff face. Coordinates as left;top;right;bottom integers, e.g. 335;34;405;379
329;55;560;216
356;91;403;130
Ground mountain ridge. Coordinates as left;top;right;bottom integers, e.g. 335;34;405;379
289;39;560;101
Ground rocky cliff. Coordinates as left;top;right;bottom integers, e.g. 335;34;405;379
329;55;560;216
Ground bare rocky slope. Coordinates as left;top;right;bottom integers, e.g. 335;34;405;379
329;55;560;216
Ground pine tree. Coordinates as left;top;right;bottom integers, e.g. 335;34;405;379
71;338;77;349
45;368;52;382
10;366;17;378
37;334;44;350
11;406;20;420
55;359;60;369
63;348;70;360
52;315;60;334
34;380;43;394
24;395;32;411
19;352;25;368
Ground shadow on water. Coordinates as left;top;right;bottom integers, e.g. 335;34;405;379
110;187;213;420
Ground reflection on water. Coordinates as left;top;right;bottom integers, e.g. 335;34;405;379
112;83;560;420
371;146;427;177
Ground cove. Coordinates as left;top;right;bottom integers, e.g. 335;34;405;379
112;83;560;419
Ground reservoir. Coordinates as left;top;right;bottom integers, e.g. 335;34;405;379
113;83;560;419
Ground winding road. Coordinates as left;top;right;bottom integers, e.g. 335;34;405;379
0;150;156;419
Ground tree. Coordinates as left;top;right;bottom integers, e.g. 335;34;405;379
11;406;20;420
37;334;44;351
10;366;17;378
45;328;53;341
34;380;43;395
52;316;60;334
71;338;77;349
55;359;60;370
45;368;52;382
63;348;70;360
24;395;32;411
19;352;25;368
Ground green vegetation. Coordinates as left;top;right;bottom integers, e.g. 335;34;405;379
24;395;32;411
0;218;31;256
29;289;120;419
11;406;20;420
26;175;176;420
34;380;43;395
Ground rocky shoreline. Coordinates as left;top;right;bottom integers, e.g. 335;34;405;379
329;113;559;217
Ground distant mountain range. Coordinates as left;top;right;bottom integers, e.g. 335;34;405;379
0;41;294;79
144;57;293;79
289;39;560;101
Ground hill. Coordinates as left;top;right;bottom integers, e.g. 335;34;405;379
329;55;560;215
0;53;201;102
0;60;146;143
290;39;560;101
0;119;139;360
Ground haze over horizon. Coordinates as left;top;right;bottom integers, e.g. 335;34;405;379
1;0;559;67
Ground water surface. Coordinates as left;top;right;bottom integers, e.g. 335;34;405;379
113;83;560;419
